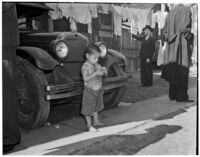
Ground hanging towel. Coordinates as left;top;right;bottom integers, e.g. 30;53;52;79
112;5;122;36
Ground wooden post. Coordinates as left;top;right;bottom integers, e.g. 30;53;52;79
48;18;54;32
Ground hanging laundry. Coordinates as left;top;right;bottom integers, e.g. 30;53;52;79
88;23;92;34
146;10;153;26
97;4;112;14
157;40;167;66
190;4;197;34
151;12;157;28
156;11;168;35
69;17;77;32
45;3;62;20
58;3;92;24
131;19;137;34
156;11;168;29
161;4;166;12
133;8;150;33
88;4;98;18
58;3;93;33
121;7;129;21
131;9;139;34
112;5;122;36
129;8;138;23
190;4;198;64
71;4;92;24
58;3;72;19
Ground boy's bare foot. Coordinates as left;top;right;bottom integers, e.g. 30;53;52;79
93;121;104;126
88;126;99;132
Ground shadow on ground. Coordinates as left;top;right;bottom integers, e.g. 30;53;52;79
46;124;182;155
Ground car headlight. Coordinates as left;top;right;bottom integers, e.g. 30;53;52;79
95;42;107;58
55;41;69;59
50;40;69;60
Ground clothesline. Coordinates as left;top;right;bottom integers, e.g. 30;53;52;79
44;3;169;36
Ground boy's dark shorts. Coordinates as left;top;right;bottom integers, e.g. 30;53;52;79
81;87;104;116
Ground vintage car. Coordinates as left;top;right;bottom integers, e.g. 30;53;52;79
15;3;129;129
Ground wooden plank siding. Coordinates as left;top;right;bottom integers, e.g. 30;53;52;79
122;28;141;72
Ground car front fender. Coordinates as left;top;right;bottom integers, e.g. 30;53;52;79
100;49;126;70
17;46;59;70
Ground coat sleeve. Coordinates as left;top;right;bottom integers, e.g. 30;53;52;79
131;34;144;41
163;12;178;44
180;7;192;33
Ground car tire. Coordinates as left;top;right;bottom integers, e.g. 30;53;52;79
16;56;50;129
103;63;126;109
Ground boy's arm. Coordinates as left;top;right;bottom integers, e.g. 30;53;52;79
131;33;144;41
82;68;98;82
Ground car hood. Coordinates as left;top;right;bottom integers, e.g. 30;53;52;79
20;31;89;62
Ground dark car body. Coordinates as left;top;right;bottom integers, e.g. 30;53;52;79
15;3;129;129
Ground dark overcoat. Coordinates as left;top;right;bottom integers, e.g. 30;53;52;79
3;3;21;152
161;4;192;88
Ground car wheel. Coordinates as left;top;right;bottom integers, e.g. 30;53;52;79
103;63;126;109
16;56;50;129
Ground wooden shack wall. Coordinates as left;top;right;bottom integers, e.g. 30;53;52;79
122;28;141;73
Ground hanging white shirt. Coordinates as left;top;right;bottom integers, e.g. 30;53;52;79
156;11;168;29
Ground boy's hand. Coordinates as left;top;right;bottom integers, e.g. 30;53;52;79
95;70;104;76
101;67;108;75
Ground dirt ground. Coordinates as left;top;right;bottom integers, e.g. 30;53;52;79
122;70;197;103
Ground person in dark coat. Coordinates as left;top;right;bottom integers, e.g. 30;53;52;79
131;25;155;87
161;4;194;102
3;2;21;153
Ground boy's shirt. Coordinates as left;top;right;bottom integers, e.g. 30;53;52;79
81;61;103;91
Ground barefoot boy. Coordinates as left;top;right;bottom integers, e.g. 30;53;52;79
81;44;107;132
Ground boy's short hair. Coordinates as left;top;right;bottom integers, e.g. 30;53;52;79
85;44;101;56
